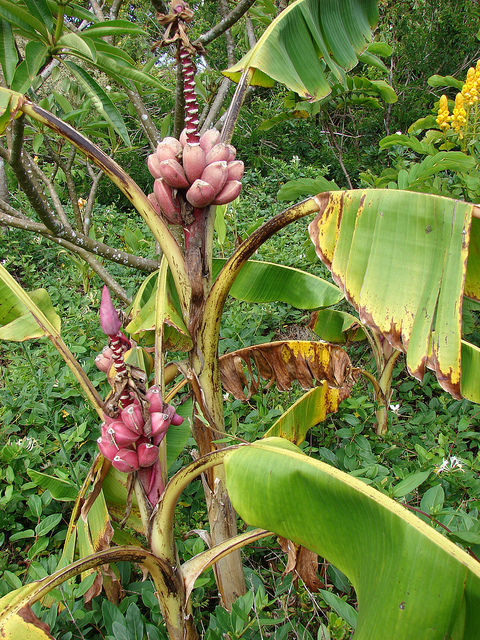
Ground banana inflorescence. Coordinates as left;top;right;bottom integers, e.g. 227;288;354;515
147;129;244;225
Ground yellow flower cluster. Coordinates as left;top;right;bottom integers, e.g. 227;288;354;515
436;95;450;131
436;61;480;137
451;93;467;136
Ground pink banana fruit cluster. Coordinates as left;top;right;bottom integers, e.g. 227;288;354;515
147;128;244;224
97;385;183;474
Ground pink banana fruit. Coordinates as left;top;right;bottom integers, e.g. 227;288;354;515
227;160;244;181
156;137;183;161
137;442;159;467
147;153;164;179
97;435;118;460
225;144;236;161
179;128;188;147
112;448;139;473
212;180;242;205
201;161;228;195
153;179;183;224
121;404;145;434
105;421;140;447
183;143;206;183
205;143;230;164
186;179;216;207
146;385;163;413
158;158;190;189
199;128;220;153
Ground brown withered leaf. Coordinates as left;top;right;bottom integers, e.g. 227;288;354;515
278;537;323;592
219;340;355;400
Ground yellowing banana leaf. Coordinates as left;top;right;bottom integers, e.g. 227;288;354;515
0;546;157;640
0;278;60;341
309;309;366;343
125;270;192;351
308;190;480;401
0;583;54;639
213;258;343;309
219;340;355;400
225;438;480;639
223;0;378;101
264;383;347;444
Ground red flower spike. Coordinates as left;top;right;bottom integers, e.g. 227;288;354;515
100;286;122;336
180;46;200;144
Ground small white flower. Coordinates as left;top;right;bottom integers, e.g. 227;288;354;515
291;155;300;165
389;403;401;415
16;436;37;452
395;130;402;135
435;456;464;475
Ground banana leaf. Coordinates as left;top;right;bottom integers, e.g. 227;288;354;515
308;189;480;402
223;0;378;101
225;438;480;639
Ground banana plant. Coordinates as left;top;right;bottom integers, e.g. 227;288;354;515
4;1;480;639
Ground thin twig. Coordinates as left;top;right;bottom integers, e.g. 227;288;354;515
195;0;257;47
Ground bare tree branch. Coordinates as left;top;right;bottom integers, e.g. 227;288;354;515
83;165;103;234
75;248;132;304
23;148;72;230
109;0;123;20
195;0;257;47
0;202;131;303
245;15;257;48
218;0;235;66
0;199;160;273
89;0;105;20
9;117;66;235
126;88;160;150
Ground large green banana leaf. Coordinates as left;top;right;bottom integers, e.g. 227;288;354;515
223;0;379;100
225;438;480;639
212;258;343;308
308;190;480;402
